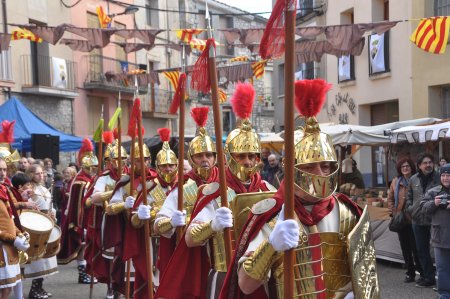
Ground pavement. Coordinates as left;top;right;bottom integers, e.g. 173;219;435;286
20;260;437;299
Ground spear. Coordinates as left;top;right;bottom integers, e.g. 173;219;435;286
133;76;153;299
283;2;296;298
204;0;232;266
175;45;187;243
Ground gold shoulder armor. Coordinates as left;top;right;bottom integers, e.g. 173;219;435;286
251;198;277;215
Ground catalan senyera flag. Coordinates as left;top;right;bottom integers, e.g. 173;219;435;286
11;28;42;42
410;17;450;54
176;29;205;43
218;88;227;104
163;71;180;91
96;6;112;29
229;56;249;63
189;38;219;51
251;60;268;79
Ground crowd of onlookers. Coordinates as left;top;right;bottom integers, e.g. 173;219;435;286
386;153;450;299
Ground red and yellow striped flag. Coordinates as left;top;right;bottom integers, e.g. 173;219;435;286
410;17;450;54
163;71;180;90
251;60;268;79
218;88;227;104
11;28;42;42
176;29;205;43
96;6;112;29
189;38;219;51
229;56;249;62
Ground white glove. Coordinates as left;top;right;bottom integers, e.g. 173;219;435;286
170;210;186;227
211;207;233;232
268;208;299;252
125;196;135;209
137;204;151;220
14;235;29;251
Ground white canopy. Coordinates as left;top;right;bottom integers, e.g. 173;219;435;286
317;118;440;146
390;120;450;143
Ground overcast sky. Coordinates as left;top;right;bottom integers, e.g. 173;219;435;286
215;0;273;17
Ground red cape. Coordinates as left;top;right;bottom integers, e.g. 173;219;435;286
155;172;270;299
58;170;92;264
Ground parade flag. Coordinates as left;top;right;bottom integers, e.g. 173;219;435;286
175;29;205;43
93;118;104;142
163;71;180;91
218;88;227;103
251;60;268;79
108;107;122;130
229;56;249;62
189;38;219;51
96;6;112;29
410;17;450;54
11;28;42;42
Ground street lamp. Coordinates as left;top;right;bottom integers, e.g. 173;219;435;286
108;5;139;18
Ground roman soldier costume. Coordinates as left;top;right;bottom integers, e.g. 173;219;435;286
220;79;380;299
156;83;275;299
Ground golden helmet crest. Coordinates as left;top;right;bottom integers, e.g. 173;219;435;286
81;152;99;168
132;141;151;159
104;140;128;160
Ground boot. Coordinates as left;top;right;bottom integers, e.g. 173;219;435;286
37;279;52;298
106;288;114;299
78;265;98;284
28;279;48;299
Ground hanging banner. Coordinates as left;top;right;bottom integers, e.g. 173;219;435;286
52;57;68;88
369;33;386;73
338;55;351;81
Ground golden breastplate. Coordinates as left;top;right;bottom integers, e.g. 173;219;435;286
149;182;167;211
273;199;358;299
182;179;198;223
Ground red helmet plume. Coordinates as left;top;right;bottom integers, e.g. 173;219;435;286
0;120;15;143
294;79;332;117
191;107;209;127
103;131;114;144
230;83;255;119
157;128;171;142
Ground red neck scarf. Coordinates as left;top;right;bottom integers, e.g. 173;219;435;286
185;166;219;186
225;168;268;194
273;181;335;226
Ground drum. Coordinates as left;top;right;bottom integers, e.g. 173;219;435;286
43;225;61;258
19;210;54;261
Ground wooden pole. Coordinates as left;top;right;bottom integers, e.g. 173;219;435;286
283;2;296;299
136;105;153;299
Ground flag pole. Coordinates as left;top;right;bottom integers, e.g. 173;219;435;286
283;1;296;299
134;76;153;299
205;0;232;266
176;45;187;243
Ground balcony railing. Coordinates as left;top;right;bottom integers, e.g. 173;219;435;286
0;48;13;81
83;54;149;93
20;55;77;90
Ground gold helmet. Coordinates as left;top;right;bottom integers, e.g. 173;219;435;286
188;107;216;180
78;138;99;169
103;131;128;160
294;79;338;200
155;128;177;183
225;83;261;182
132;141;151;159
0;120;20;165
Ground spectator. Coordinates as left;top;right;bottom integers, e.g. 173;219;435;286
420;163;450;298
27;157;35;165
183;159;192;175
34;159;44;168
264;154;281;186
69;162;79;172
44;158;57;188
387;157;423;283
439;157;448;167
52;172;64;225
18;157;30;172
260;147;271;181
339;157;365;196
406;152;440;288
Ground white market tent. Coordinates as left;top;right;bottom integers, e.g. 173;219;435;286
319;117;441;146
390;120;450;143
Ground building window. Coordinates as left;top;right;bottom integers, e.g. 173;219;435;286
222;108;235;136
115;22;127;73
295;61;319;80
87;13;102;81
278;63;285;96
338;55;355;82
434;0;450;16
443;86;450;118
146;0;159;28
368;31;390;75
298;0;314;18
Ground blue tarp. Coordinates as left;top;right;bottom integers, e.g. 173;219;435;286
0;97;82;152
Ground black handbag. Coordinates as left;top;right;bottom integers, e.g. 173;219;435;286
388;210;408;232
